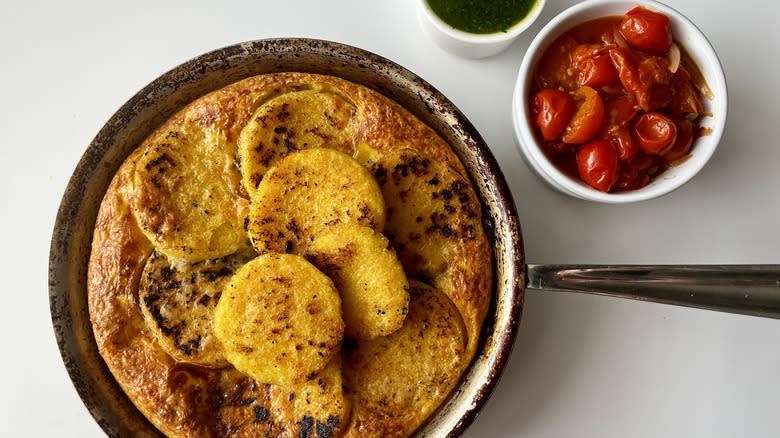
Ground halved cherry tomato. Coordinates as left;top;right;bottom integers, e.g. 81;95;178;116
662;117;693;163
577;140;619;192
619;6;673;54
632;112;678;155
562;86;605;144
533;89;577;141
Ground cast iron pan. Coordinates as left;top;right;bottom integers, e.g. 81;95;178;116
49;38;525;437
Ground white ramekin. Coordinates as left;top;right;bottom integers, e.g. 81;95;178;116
512;0;727;203
418;0;546;58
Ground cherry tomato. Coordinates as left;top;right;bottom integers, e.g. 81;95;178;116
580;53;620;88
601;95;639;160
571;44;599;63
604;95;639;127
632;112;678;155
577;140;619;192
670;66;703;115
619;6;673;54
638;55;671;109
613;154;665;191
610;48;671;112
609;128;638;161
562;86;605;144
609;48;642;104
533;89;577;141
571;44;619;88
535;35;580;90
662;117;693;163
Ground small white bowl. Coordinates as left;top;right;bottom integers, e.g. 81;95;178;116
417;0;546;58
512;0;728;203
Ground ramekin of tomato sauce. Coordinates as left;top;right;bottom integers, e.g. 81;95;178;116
513;0;727;203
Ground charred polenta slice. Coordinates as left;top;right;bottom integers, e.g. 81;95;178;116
306;224;409;340
238;88;357;196
292;356;351;437
342;280;467;438
133;126;249;261
371;148;481;278
213;369;290;436
214;253;344;388
214;359;351;438
247;148;385;255
371;147;490;359
138;248;254;367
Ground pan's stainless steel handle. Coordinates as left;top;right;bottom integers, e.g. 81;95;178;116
526;265;780;319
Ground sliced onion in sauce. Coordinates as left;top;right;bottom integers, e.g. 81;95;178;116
668;43;681;73
613;28;628;48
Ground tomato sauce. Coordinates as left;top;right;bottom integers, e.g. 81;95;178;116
529;8;706;193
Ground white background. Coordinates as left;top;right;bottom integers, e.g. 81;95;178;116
2;0;779;436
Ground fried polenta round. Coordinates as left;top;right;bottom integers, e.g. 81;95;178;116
138;248;254;367
342;280;467;438
247;148;385;255
132;126;249;261
306;224;409;340
213;358;351;438
238;88;357;196
371;148;490;359
212;369;288;436
213;253;344;388
370;148;481;278
292;356;351;437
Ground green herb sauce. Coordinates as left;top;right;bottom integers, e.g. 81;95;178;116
427;0;538;34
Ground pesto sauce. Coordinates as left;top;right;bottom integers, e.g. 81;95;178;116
427;0;538;34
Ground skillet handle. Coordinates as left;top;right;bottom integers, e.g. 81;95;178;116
525;264;780;319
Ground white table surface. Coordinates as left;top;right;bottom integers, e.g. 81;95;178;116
2;0;779;436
